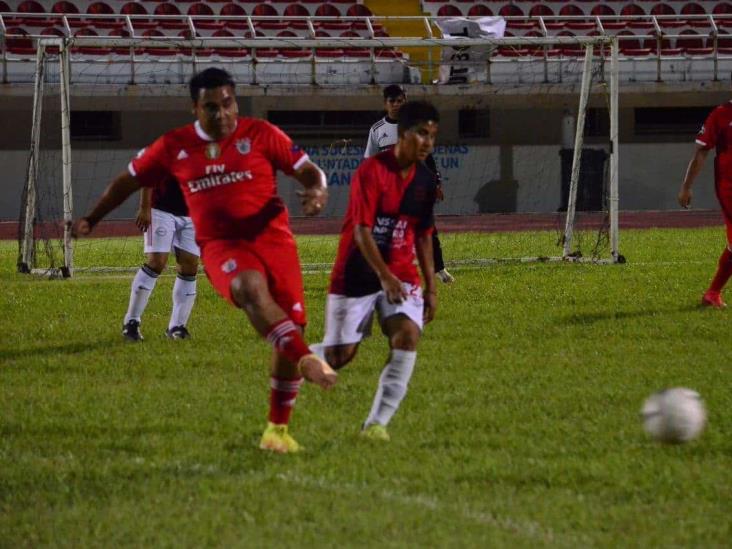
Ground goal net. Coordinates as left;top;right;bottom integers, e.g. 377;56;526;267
18;33;620;277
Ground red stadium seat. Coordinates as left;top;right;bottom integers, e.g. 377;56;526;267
591;5;614;17
559;5;584;17
713;3;732;15
121;2;147;16
87;2;113;15
154;3;181;15
467;5;492;17
620;4;645;17
346;4;372;17
677;30;704;50
320;21;351;31
498;5;523;17
315;4;340;17
283;4;309;17
51;1;79;14
617;30;642;51
18;0;44;13
220;3;246;17
252;4;278;17
437;5;462;17
0;1;10;11
188;3;214;16
5;27;33;50
529;5;553;17
343;48;371;58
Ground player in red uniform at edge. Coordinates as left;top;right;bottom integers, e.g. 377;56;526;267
311;101;440;442
72;68;337;453
679;99;732;308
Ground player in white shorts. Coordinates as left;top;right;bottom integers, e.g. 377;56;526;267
121;173;199;341
313;101;441;441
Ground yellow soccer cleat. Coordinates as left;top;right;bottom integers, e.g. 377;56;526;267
360;423;390;442
259;422;302;454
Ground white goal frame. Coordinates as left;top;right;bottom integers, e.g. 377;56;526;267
18;34;621;276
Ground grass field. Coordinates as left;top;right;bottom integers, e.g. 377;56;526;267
1;228;731;548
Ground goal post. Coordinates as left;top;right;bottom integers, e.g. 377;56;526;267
18;33;622;276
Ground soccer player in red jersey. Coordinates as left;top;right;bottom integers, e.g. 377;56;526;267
312;101;440;441
679;101;732;308
72;68;337;453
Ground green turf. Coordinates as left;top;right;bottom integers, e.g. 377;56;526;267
1;229;731;548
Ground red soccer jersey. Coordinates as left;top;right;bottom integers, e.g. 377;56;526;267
696;102;732;186
129;118;307;243
329;150;437;297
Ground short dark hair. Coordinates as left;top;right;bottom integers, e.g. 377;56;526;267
189;67;235;102
383;84;406;100
397;101;440;134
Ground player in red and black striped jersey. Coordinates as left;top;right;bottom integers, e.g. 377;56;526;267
313;101;440;441
679;100;732;308
73;68;337;453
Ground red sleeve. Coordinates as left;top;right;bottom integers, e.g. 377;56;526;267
260;120;307;175
351;160;382;228
128;136;172;188
696;107;720;150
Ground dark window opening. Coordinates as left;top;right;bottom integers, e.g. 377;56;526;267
458;109;490;138
70;111;121;141
634;107;711;136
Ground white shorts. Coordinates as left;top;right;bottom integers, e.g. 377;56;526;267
143;208;200;257
322;283;424;346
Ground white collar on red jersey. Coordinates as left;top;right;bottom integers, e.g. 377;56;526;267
194;119;238;141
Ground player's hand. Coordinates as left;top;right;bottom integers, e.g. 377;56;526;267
678;187;693;209
380;272;406;304
423;291;437;324
435;186;445;202
298;186;328;216
136;207;152;232
71;217;92;239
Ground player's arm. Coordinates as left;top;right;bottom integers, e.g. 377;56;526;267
354;224;406;304
424;153;444;201
364;128;377;159
415;231;437;323
678;145;710;208
293;159;327;216
136;187;153;232
72;171;142;237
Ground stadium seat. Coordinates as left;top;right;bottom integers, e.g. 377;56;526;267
188;3;214;15
87;2;113;15
154;3;181;15
498;5;523;17
620;4;645;17
51;1;78;14
346;4;372;17
17;0;44;13
283;4;309;17
314;4;340;17
677;29;704;50
437;5;462;17
320;21;351;31
0;1;9;11
467;5;492;17
529;5;553;18
713;3;732;15
121;2;148;17
252;4;278;16
220;3;246;17
559;5;584;18
4;27;33;52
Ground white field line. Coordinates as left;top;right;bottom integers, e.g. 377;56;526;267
276;471;592;546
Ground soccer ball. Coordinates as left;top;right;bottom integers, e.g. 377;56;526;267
641;388;707;443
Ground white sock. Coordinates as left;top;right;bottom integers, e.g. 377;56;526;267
364;349;417;428
169;274;197;329
124;265;159;324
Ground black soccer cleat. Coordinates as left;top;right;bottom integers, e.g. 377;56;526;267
165;325;191;340
122;319;144;342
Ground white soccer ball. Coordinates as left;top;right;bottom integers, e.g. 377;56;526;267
641;388;707;443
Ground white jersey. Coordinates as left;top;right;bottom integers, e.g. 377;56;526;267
364;116;399;158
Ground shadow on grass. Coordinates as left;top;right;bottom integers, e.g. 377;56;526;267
559;304;714;326
0;339;125;362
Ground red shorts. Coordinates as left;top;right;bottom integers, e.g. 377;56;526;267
201;227;307;326
716;181;732;244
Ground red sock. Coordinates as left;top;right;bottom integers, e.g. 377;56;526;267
265;318;311;365
708;248;732;293
268;376;303;425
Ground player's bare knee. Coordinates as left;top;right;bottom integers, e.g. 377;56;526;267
145;253;168;274
389;327;420;351
230;271;267;308
175;248;199;276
